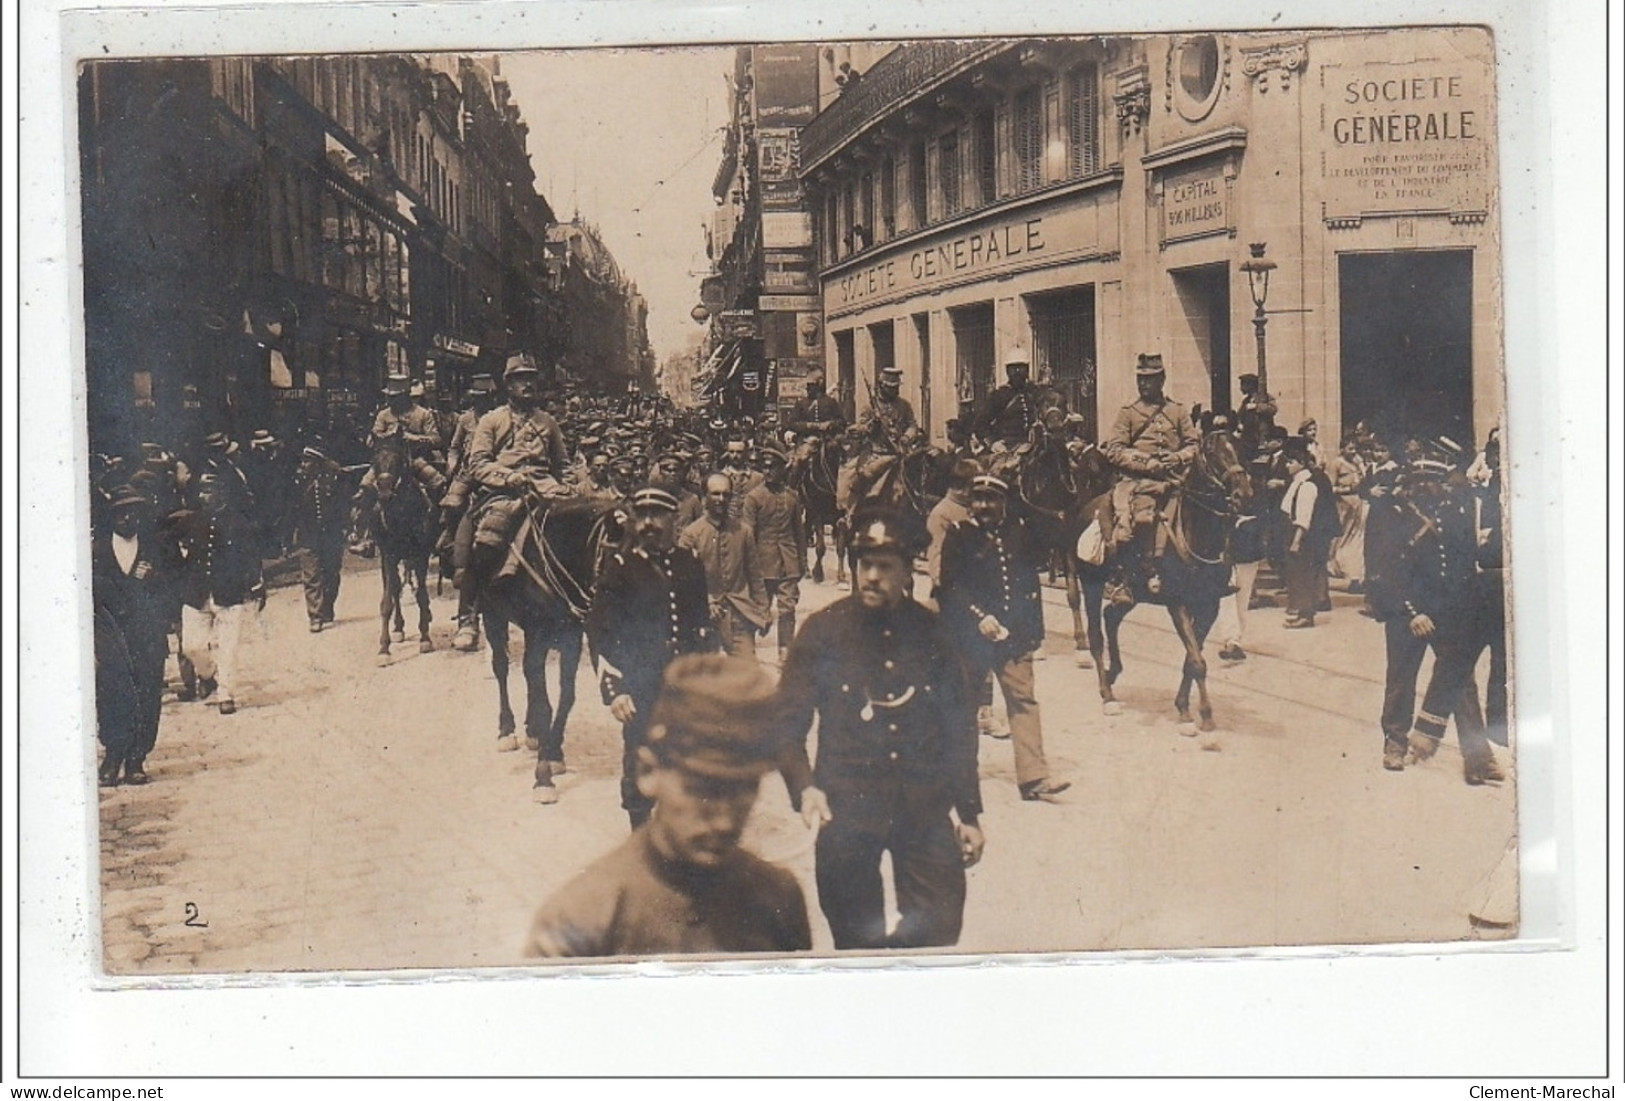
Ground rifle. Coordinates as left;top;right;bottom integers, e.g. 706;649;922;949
861;368;907;457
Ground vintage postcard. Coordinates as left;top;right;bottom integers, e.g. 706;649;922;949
76;26;1520;980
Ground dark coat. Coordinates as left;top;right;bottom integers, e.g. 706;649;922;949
166;505;265;609
938;514;1047;670
1389;480;1479;638
587;544;716;704
776;596;981;832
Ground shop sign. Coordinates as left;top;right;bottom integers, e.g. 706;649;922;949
720;310;759;339
751;45;819;126
1316;50;1493;220
763;212;813;249
434;333;481;359
758;295;819;312
827;201;1103;316
1160;162;1232;246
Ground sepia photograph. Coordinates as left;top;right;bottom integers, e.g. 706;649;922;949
71;23;1531;977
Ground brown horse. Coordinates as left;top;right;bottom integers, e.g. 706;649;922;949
360;440;438;658
788;434;842;584
477;495;619;801
1075;428;1255;732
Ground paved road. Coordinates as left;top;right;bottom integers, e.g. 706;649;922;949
98;555;1516;974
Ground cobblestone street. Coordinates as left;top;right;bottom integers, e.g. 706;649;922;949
97;556;1517;974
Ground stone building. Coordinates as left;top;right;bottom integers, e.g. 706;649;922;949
78;53;560;455
797;28;1502;449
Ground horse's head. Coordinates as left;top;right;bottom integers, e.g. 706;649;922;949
371;440;409;502
1197;429;1254;514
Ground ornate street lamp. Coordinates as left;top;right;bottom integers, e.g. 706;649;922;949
1239;241;1277;397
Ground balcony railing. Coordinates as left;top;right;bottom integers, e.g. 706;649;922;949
799;39;1015;172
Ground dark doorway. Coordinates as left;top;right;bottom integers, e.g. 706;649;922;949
1339;250;1473;445
912;313;932;438
950;301;996;411
1025;286;1098;440
1168;263;1231;414
834;329;856;422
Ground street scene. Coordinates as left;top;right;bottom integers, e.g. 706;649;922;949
81;28;1516;972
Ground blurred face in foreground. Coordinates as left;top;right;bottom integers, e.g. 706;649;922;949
637;751;759;869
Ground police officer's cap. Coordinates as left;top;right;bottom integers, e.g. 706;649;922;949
1003;348;1031;370
382;374;411;396
847;505;925;559
647;654;781;779
301;442;332;462
878;366;904;382
107;484;152;511
1135;353;1166;377
628;486;680;513
970;473;1010;498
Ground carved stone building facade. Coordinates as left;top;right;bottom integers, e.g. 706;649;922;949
799;28;1501;449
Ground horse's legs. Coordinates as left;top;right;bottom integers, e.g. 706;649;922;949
414;556;434;651
486;615;517;749
1169;603;1211;731
377;555;397;655
1065;560;1091;668
543;630;581;772
521;626;554;758
1103;598;1131;688
1191;597;1221;731
834;516;850;585
810;520;826;584
1081;577;1117;711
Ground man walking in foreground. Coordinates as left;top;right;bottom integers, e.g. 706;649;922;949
775;506;984;950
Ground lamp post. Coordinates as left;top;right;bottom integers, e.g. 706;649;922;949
1239;241;1277;397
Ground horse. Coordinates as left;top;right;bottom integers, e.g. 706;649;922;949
1075;429;1255;732
788;434;842;583
476;492;618;800
360;440;440;658
987;429;1117;668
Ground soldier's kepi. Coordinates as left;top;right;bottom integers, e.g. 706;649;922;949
1100;353;1200;597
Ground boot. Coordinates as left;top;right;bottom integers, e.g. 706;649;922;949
1463;746;1506;786
1382;741;1407;772
1406;729;1441;764
453;615;480;652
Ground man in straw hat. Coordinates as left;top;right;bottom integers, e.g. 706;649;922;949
522;654;810;958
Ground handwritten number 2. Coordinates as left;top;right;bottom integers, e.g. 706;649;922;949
183;902;208;928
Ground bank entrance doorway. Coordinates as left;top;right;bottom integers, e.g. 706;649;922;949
950;302;996;411
834;329;856;423
1168;262;1231;413
1339;250;1473;444
1025;286;1098;440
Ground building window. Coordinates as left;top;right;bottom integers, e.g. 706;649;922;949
939;130;962;219
840;182;855;256
1014;86;1044;194
825;190;840;264
950;302;995;408
975;107;997;206
1174;36;1224;122
1068;65;1101;177
909;142;928;230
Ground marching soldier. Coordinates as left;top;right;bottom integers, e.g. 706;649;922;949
775;506;984;950
523;654;810;957
679;473;770;661
586;486;717;824
857;366;917;451
938;474;1071;802
1101;353;1200;595
740;448;805;664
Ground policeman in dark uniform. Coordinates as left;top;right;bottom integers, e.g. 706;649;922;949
939;474;1070;801
776;506;984;950
976;348;1061;447
288;441;347;633
523;654;811;958
1397;444;1506;784
587;486;718;825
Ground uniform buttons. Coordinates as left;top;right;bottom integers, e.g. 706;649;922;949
882;629;892;638
841;684;850;693
888;751;899;761
884;660;895;671
887;723;898;733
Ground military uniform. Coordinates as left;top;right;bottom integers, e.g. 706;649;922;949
587;543;717;824
523;828;810;957
289;449;347;629
790;392;846;436
938;500;1061;795
169;496;264;713
858;393;917;451
1102;394;1199;547
679;513;770;660
977;382;1061;446
741;479;805;651
776;594;982;949
365;403;447;497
